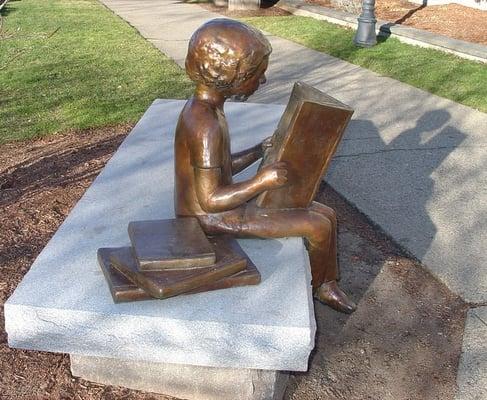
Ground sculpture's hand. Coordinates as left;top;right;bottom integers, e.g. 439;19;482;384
256;161;288;190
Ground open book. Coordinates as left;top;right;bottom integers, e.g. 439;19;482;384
257;82;354;209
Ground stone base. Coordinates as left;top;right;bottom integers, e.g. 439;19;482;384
71;354;288;400
5;100;315;372
213;0;228;7
228;0;260;11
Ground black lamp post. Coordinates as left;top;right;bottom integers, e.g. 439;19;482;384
353;0;377;47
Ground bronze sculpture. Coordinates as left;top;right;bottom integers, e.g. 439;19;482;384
99;235;258;301
99;218;261;302
174;19;356;313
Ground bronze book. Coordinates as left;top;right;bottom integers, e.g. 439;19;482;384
128;218;216;270
257;82;354;209
98;236;260;303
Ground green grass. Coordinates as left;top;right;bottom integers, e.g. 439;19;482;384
0;0;193;143
242;16;487;112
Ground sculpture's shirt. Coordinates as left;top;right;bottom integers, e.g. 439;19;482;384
174;99;233;217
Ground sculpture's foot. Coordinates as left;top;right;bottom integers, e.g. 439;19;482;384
314;280;357;314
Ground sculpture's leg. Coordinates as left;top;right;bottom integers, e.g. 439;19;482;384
308;202;339;286
198;203;356;313
304;203;356;314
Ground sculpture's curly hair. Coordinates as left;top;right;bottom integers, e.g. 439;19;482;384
185;19;272;90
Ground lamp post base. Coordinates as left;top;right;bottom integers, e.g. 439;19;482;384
353;0;377;48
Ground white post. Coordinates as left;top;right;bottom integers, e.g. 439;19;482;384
228;0;260;11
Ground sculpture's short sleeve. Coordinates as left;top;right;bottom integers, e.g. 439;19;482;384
189;121;224;169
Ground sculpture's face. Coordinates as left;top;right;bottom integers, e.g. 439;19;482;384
230;56;269;101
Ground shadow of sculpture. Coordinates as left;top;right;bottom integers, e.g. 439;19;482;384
287;108;468;395
286;108;468;399
334;110;465;259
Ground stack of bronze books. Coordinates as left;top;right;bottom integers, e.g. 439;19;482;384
98;218;260;303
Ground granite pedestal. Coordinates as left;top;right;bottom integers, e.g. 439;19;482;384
5;100;315;399
71;354;289;400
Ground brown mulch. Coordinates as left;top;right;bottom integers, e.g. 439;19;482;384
0;126;175;400
304;0;487;45
0;124;467;399
295;184;469;400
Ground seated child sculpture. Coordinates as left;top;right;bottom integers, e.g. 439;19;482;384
174;19;356;313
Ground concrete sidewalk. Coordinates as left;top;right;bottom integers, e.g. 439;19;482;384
98;0;487;397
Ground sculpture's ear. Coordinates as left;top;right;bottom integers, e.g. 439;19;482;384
232;53;268;90
197;45;239;90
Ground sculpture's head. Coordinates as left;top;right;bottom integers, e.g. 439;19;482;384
185;19;272;100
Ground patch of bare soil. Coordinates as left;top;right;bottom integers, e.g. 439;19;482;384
286;186;467;400
0;126;175;400
305;0;487;45
0;127;467;399
292;182;468;400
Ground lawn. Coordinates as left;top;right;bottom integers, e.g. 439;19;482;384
242;16;487;113
0;0;193;143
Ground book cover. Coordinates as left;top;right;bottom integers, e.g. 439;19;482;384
128;218;216;270
257;82;354;209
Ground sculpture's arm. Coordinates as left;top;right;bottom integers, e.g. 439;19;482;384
231;144;262;175
195;162;287;213
231;137;273;175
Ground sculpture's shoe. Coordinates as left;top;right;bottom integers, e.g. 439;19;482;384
314;280;357;314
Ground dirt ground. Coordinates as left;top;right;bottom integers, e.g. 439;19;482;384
291;185;468;399
0;126;173;400
202;0;487;45
304;0;487;45
0;125;468;399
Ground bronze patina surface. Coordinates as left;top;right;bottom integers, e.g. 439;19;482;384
98;236;260;303
257;82;354;209
98;248;146;302
111;236;246;299
174;19;356;313
128;218;215;270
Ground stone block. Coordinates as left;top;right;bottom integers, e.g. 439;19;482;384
213;0;228;7
229;0;260;11
71;354;288;400
5;100;315;372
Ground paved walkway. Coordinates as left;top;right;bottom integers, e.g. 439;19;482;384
99;1;487;398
